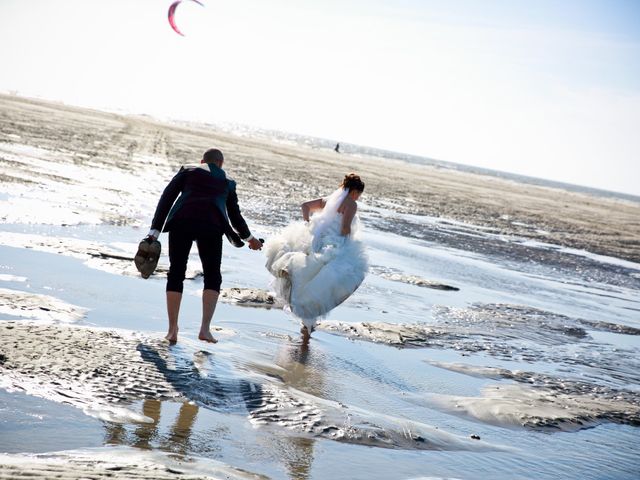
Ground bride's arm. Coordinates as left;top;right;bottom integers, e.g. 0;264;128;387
301;198;325;221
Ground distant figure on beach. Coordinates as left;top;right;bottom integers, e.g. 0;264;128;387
146;148;263;344
334;142;340;153
265;173;367;343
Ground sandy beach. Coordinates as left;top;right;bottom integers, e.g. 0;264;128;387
1;94;638;262
1;94;640;479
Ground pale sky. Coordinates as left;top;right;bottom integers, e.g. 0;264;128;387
1;0;639;195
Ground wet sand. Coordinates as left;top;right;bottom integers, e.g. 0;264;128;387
1;93;639;263
2;94;640;479
0;321;503;452
0;446;267;480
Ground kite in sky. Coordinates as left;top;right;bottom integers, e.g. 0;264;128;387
168;0;204;36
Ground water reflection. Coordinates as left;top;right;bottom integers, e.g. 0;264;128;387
103;422;127;446
275;343;326;398
133;399;161;449
104;399;199;455
273;341;326;480
166;401;199;454
103;339;327;480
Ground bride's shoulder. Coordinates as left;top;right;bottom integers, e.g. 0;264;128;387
339;196;357;213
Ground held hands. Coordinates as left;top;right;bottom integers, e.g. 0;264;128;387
248;237;263;251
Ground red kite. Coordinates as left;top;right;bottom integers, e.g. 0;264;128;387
168;0;204;36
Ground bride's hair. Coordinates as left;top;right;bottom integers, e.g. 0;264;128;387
341;173;365;192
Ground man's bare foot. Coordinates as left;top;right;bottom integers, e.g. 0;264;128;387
198;331;218;343
165;330;178;344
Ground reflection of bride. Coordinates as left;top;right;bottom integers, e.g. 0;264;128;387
265;173;368;341
274;341;323;479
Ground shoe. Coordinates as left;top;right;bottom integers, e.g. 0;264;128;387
134;238;161;279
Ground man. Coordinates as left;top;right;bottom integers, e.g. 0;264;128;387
146;148;262;344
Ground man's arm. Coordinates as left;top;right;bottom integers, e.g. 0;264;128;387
226;184;251;239
148;168;185;236
226;183;262;250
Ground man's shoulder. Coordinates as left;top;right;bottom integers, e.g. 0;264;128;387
175;164;234;189
179;164;210;172
178;164;228;181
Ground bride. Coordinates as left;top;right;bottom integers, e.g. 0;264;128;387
265;173;368;342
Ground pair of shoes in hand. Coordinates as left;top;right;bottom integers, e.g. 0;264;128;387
134;237;161;279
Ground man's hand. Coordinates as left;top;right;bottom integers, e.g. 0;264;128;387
146;228;161;242
247;237;263;250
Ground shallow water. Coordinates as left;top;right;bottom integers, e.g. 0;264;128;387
1;211;640;479
1;115;640;479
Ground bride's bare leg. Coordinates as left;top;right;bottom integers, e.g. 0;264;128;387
301;325;311;344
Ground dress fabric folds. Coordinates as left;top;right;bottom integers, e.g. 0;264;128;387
265;188;368;330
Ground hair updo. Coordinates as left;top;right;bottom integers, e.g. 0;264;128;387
341;173;365;192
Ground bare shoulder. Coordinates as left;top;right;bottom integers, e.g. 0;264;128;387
340;196;357;214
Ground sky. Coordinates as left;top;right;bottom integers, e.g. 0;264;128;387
1;0;639;196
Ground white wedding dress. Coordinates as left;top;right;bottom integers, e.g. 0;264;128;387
265;188;368;331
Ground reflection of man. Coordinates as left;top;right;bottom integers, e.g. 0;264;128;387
147;148;263;344
133;399;162;449
167;402;199;455
107;399;199;454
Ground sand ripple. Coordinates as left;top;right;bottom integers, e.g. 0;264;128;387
0;322;179;422
321;305;640;386
0;446;265;480
0;288;86;323
424;362;640;431
0;321;506;452
321;303;640;355
242;383;501;451
320;302;640;432
219;288;279;309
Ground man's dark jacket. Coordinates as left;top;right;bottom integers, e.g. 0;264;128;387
150;163;250;247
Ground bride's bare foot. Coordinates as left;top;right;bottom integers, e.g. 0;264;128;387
198;330;218;343
165;329;178;344
301;326;311;344
278;268;289;278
